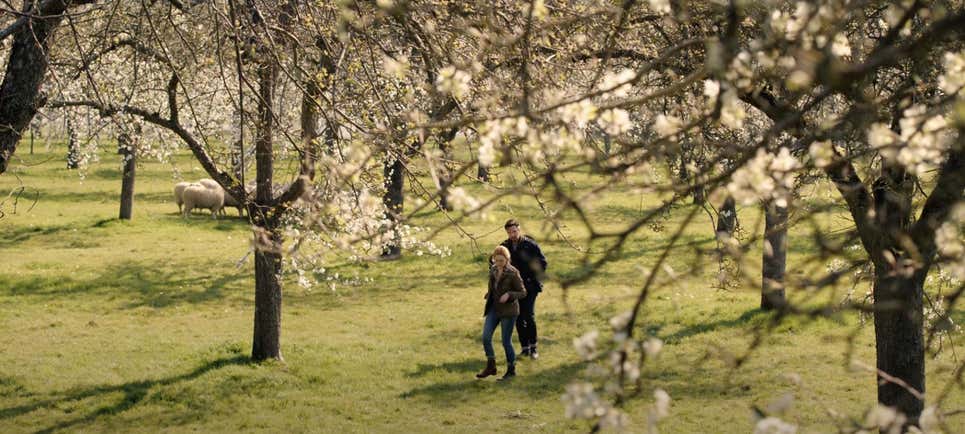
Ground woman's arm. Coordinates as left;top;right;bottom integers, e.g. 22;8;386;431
508;270;527;300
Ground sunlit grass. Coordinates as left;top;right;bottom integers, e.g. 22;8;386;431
0;145;961;433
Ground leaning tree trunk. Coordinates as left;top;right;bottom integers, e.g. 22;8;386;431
381;156;404;258
716;196;737;236
761;201;787;310
0;1;75;174
250;51;283;362
117;133;136;220
873;267;925;425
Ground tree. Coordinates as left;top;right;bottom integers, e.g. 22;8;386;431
0;0;95;174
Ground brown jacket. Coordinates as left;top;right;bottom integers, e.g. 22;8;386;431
483;264;527;317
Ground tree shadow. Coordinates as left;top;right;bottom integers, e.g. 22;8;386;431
406;359;481;378
0;259;248;309
399;360;587;402
658;308;768;344
0;223;82;248
0;354;249;433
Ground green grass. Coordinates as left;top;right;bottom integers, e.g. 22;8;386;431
0;145;961;433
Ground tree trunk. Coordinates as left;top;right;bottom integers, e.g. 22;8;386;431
437;128;458;211
0;1;74;174
873;268;925;425
250;46;283;361
252;224;283;361
382;156;404;258
716;196;737;236
761;201;787;310
118;133;135;220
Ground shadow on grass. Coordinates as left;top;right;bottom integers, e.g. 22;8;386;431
0;354;250;433
0;223;82;248
0;259;248;309
658;308;769;344
406;359;481;378
400;360;587;402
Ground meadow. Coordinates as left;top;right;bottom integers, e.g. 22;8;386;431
0;145;962;433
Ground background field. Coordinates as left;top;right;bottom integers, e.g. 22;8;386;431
1;145;962;433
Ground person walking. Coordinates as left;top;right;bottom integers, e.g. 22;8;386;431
500;219;547;359
476;246;527;380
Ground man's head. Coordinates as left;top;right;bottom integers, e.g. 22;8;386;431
504;219;521;242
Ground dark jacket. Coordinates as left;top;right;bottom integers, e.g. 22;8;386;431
500;236;548;293
483;264;527;317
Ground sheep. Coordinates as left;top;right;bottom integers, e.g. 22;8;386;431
198;178;220;190
222;190;244;216
182;184;224;218
173;181;194;213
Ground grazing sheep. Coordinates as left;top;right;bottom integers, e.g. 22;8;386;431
222;189;245;216
198;178;220;190
182;184;224;218
173;181;195;213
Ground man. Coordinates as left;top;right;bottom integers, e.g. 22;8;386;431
500;219;547;359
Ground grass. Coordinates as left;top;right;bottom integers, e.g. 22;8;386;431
0;145;962;433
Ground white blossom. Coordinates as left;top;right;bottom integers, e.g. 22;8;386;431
867;123;899;162
719;89;746;129
647;0;671;15
703;79;721;106
478;142;496;167
435;66;471;98
728;148;799;206
447;187;481;214
808;140;835;168
598;109;632;135
919;406;941;433
652;389;671;419
865;405;905;434
831;33;851;57
382;55;409;79
753;417;797;434
785;2;813;40
897;106;950;176
562;382;608;419
600;69;636;98
560;100;598;128
642;337;663;357
938;51;965;95
600;408;629;430
786;70;812;91
653;114;682;138
573;330;600;360
609;311;633;331
936;221;965;280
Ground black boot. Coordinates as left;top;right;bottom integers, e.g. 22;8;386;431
520;346;530;357
530;345;539;360
498;363;516;381
476;358;497;379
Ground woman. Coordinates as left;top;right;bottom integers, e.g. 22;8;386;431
476;245;527;380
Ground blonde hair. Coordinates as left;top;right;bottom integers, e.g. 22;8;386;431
491;245;511;263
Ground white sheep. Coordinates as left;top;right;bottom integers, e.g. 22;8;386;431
173;181;195;213
195;178;241;216
182;184;224;218
222;190;244;216
198;178;220;190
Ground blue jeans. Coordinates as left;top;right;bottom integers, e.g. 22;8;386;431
482;313;517;365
